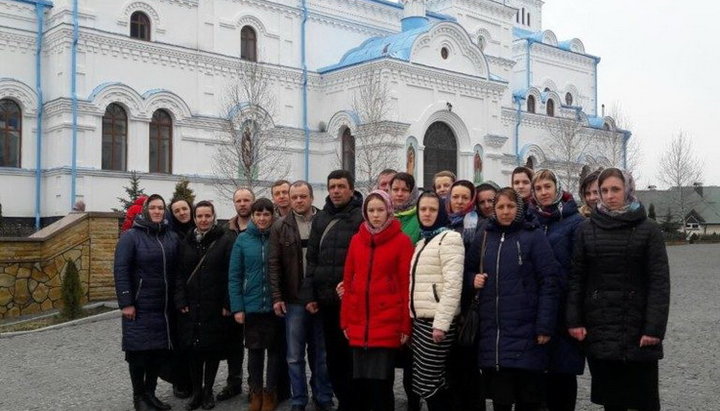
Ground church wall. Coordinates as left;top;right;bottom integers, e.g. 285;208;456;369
528;48;596;111
0;0;617;219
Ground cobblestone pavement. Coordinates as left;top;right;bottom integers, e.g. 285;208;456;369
1;244;717;411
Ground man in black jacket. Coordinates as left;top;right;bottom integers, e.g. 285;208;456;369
216;187;254;402
300;170;363;411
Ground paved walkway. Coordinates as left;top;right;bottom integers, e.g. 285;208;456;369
1;244;717;410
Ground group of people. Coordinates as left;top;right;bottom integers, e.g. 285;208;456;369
114;165;670;411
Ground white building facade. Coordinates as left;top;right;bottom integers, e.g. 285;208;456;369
0;0;628;223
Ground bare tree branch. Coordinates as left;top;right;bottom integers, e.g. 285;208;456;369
211;63;290;198
657;131;704;232
349;71;401;193
607;101;642;177
544;118;593;189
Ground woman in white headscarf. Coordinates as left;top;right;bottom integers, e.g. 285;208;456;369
567;168;670;411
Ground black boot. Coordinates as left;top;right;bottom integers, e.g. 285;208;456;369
174;384;192;399
201;388;215;410
216;384;241;401
146;391;172;410
186;392;203;411
133;394;155;411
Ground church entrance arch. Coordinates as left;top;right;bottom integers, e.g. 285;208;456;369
423;121;457;189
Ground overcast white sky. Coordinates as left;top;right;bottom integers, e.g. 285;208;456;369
542;0;719;188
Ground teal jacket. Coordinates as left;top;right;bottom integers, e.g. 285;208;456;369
228;221;273;314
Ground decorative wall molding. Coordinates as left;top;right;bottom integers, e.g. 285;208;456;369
327;110;360;140
412;22;489;79
484;134;508;149
0;78;38;115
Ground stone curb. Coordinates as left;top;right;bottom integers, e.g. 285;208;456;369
0;301;120;338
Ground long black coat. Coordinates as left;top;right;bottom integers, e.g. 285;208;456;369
567;204;670;362
114;216;180;352
300;192;363;306
174;225;234;351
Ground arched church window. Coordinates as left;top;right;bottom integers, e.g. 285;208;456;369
546;99;555;117
241;26;257;62
102;103;128;171
565;92;574;106
527;95;536;113
130;11;151;41
527;12;531;26
0;99;21;168
522;8;525;25
149;109;172;174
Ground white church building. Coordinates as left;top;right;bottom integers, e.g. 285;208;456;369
0;0;628;225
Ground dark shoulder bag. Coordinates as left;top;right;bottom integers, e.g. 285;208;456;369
457;231;487;347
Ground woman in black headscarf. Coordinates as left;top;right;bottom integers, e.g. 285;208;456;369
169;198;196;238
114;194;181;411
409;191;465;410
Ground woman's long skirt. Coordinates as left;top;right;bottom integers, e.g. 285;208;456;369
410;318;456;399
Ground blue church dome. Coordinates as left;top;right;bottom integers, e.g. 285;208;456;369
318;24;433;73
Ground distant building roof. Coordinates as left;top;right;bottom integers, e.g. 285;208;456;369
636;186;720;224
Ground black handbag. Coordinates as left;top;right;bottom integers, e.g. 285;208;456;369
457;231;487;347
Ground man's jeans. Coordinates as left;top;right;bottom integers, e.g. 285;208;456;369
286;303;334;406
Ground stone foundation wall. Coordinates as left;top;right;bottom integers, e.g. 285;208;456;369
0;212;121;319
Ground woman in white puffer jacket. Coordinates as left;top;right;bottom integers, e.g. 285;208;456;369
409;191;465;410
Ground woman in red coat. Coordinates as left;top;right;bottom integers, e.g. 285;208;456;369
340;189;414;411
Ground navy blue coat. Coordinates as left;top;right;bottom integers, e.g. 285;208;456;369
533;195;586;374
465;219;560;371
114;216;180;352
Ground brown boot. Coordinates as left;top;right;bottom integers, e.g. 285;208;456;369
260;388;277;411
248;389;263;411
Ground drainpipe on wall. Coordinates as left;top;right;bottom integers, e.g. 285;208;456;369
27;0;53;230
593;57;601;116
526;40;532;91
301;0;310;180
70;0;79;210
514;96;522;165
